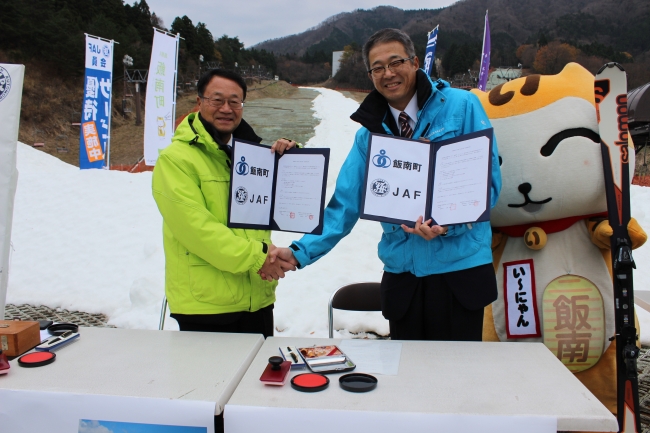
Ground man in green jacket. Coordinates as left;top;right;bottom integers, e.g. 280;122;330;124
152;69;297;337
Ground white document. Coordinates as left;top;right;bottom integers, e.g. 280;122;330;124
339;340;402;376
229;141;275;225
363;135;430;223
431;135;490;225
273;154;325;233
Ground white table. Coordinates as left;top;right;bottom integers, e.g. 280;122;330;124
225;337;618;433
0;327;263;432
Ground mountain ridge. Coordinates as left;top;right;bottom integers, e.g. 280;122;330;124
253;0;650;58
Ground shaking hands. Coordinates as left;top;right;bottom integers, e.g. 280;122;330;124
258;245;299;281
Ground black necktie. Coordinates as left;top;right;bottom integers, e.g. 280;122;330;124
399;112;413;139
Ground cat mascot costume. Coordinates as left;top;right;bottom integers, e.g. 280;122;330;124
471;63;647;415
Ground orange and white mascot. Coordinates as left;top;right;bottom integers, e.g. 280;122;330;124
472;63;647;414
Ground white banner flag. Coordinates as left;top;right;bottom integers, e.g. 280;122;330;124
144;30;179;166
0;64;25;320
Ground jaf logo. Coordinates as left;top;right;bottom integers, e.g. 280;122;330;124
0;66;12;102
235;156;249;175
372;149;391;168
234;187;248;205
370;178;390;197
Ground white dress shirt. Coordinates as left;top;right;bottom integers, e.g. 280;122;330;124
388;93;418;136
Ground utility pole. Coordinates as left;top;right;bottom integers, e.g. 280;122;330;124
198;54;204;83
122;55;133;119
134;82;143;126
124;68;148;126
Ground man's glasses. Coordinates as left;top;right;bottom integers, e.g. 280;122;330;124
367;57;415;78
199;96;244;110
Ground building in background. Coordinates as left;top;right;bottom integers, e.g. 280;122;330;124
332;51;344;78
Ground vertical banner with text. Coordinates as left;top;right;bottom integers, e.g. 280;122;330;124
477;11;491;91
0;64;25;320
144;30;179;166
80;34;114;169
423;26;438;77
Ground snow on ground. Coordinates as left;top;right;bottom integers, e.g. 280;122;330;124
7;86;650;342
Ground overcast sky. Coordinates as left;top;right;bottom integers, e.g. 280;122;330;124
145;0;459;47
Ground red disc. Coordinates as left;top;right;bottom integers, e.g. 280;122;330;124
18;351;56;367
291;373;329;392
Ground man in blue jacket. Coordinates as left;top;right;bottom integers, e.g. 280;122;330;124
274;28;501;341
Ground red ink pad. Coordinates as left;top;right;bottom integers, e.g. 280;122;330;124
18;351;56;368
291;373;329;392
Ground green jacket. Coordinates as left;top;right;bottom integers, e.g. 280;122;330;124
152;112;277;315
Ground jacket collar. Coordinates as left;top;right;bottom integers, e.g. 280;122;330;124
350;69;435;134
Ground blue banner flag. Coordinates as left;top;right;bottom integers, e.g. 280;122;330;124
80;34;114;169
477;11;491;91
423;26;439;77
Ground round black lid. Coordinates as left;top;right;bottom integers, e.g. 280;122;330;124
339;373;377;392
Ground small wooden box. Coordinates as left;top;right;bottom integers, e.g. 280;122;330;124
0;320;41;357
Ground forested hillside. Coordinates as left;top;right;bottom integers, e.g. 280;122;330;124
256;0;650;89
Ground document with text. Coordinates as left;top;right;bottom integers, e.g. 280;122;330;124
228;139;329;234
360;129;493;226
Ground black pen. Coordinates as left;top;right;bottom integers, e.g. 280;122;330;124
287;347;299;363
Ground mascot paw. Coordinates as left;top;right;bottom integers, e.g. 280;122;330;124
591;219;613;249
628;218;648;249
591;217;647;249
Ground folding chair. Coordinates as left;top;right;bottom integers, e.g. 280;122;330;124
328;282;382;338
159;295;168;330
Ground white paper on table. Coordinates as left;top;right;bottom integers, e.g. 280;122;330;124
229;141;275;226
273;154;325;233
0;389;215;433
431;135;490;225
362;135;430;224
339;340;402;376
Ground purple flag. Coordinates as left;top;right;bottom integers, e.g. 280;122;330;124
477;10;490;91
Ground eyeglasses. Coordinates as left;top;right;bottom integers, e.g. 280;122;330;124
367;57;415;78
199;96;244;110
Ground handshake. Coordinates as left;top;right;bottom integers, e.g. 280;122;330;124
258;245;298;281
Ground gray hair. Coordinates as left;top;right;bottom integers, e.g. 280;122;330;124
362;28;416;71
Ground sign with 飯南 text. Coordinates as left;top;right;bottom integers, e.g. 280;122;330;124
228;140;330;234
360;129;493;227
361;135;431;226
0;63;24;321
80;34;113;169
144;30;179;166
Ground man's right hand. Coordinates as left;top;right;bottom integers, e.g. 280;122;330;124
258;244;297;281
269;247;298;268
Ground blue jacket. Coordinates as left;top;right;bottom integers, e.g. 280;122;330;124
291;70;501;277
